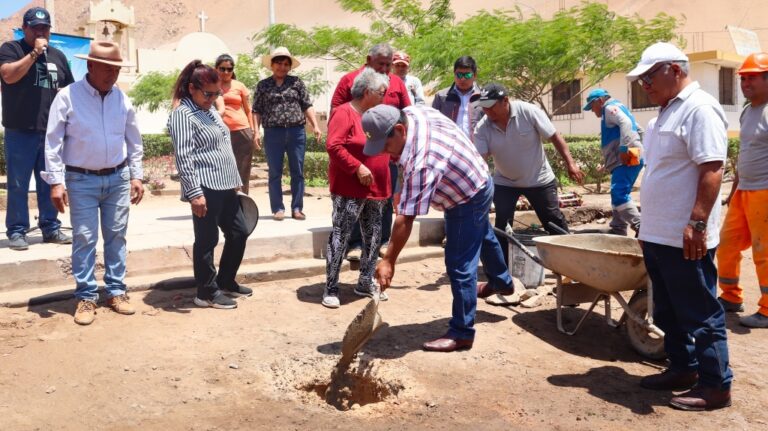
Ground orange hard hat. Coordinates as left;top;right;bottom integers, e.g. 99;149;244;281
738;52;768;74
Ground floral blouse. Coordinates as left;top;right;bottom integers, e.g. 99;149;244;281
251;75;312;128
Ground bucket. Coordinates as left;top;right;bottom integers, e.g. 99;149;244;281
507;229;546;288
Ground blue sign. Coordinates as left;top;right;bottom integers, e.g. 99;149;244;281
13;29;92;80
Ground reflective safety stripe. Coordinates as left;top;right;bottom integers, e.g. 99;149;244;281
761;286;768;294
719;277;739;285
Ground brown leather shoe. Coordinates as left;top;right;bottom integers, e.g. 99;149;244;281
669;386;732;411
422;335;473;352
74;300;97;325
477;282;514;299
107;294;136;315
292;210;306;220
273;210;285;221
640;369;698;391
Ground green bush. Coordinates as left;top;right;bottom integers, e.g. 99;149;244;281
562;134;601;143
542;141;608;191
727;137;739;174
142;133;174;159
282;151;329;185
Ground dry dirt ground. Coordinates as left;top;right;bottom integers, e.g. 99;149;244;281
0;252;767;430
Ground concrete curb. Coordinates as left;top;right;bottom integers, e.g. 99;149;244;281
0;246;445;308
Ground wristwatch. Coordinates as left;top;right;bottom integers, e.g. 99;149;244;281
688;220;707;232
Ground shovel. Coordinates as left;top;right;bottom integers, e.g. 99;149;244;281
336;291;385;370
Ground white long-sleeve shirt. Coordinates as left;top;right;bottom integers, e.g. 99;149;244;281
43;77;143;185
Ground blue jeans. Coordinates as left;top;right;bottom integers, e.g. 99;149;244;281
263;126;305;214
444;181;513;340
642;242;733;390
610;162;643;207
4;129;61;238
66;167;131;301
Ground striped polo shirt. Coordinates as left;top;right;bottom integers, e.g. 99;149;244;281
398;106;489;216
168;98;242;201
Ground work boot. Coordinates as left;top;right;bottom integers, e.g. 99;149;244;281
718;297;744;313
640;369;698;391
74;300;97;325
43;230;72;244
739;312;768;328
8;234;29;251
107;294;135;315
669;386;731;411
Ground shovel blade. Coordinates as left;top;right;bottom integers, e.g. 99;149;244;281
338;296;383;367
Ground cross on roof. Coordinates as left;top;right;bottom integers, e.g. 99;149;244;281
197;10;208;32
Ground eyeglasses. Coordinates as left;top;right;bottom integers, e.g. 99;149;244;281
198;89;222;99
455;72;474;80
374;89;386;97
218;67;233;73
638;62;670;86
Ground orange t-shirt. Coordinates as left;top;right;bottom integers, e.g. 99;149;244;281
221;80;251;131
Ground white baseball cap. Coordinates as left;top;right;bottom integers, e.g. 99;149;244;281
626;42;689;81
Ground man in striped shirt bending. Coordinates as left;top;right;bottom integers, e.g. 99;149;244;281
362;105;514;352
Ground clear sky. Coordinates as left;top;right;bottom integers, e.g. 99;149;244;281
0;1;30;20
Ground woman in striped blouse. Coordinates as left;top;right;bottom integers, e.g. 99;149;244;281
168;60;252;310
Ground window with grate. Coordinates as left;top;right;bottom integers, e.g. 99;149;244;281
630;80;657;110
719;67;735;106
552;79;581;116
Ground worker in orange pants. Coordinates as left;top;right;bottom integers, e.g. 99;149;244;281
717;52;768;328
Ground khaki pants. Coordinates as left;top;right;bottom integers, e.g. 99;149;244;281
717;189;768;317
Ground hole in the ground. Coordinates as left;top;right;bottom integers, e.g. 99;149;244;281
300;362;404;411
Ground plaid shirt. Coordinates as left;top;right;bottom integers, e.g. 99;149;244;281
398;106;489;216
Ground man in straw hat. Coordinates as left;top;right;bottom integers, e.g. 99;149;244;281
0;6;74;251
627;42;733;411
42;41;144;325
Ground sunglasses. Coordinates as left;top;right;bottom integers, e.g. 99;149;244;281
218;67;234;72
198;89;222;99
455;72;474;80
638;62;670;86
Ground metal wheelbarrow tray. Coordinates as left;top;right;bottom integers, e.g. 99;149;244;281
531;234;666;359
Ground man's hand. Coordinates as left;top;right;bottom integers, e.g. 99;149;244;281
567;163;585;184
356;164;373;186
253;134;261;151
375;259;395;291
50;184;68;213
34;38;48;56
190;195;207;218
682;224;707;260
130;179;144;205
312;127;322;143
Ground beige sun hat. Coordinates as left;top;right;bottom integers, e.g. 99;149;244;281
74;41;133;67
261;46;301;70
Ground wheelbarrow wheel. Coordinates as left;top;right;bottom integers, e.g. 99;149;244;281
625;290;666;360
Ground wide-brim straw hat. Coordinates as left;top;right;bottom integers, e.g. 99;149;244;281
74;41;133;67
261;46;300;70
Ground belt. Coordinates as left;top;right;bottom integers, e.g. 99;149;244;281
65;160;128;176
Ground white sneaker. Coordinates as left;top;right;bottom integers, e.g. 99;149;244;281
322;290;340;308
354;286;389;301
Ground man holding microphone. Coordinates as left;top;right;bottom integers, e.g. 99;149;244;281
0;6;74;251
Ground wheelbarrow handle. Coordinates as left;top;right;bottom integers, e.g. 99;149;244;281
493;227;544;266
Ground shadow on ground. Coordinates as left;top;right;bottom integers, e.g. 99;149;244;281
547;365;669;414
315;309;507;360
511;307;665;363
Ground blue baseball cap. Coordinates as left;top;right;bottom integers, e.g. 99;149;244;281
583;88;609;111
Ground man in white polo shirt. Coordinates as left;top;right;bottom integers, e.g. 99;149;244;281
628;42;733;411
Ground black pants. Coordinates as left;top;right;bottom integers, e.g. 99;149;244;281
192;187;248;299
493;179;569;264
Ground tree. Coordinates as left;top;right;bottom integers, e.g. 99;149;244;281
251;1;682;116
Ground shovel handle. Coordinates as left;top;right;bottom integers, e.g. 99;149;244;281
547;222;570;235
493;227;544;266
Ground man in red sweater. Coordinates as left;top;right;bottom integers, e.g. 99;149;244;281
330;43;411;111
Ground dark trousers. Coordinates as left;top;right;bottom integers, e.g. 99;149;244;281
642;242;733;390
348;161;397;249
231;128;255;194
493;179;569;263
192;187;248;300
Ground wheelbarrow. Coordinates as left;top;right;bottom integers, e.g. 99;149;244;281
495;229;666;360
